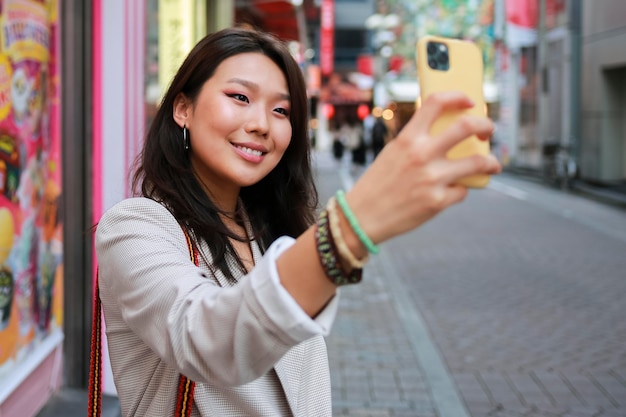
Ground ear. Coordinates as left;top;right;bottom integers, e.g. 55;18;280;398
173;93;191;128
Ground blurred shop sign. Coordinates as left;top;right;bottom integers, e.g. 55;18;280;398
320;0;334;76
158;0;204;99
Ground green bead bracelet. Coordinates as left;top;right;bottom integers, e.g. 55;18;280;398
335;190;380;255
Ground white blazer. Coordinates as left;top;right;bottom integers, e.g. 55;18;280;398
96;197;340;416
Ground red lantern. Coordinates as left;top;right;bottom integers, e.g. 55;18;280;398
324;103;335;119
357;104;370;120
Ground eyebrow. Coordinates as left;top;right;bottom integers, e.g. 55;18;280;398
227;78;290;101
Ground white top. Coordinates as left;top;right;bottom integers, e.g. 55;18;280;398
96;197;339;416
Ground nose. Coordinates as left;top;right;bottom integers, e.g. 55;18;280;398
245;106;269;137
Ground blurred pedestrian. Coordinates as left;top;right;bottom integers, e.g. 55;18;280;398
341;116;366;170
330;120;344;163
371;116;388;158
362;113;375;161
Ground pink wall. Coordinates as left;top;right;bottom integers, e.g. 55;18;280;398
0;346;62;417
92;0;146;396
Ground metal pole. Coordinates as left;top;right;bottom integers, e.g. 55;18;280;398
569;0;582;178
61;0;93;388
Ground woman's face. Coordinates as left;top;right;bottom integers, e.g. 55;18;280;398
177;52;293;199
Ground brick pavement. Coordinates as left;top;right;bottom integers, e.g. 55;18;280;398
316;154;423;417
383;173;626;417
325;262;437;417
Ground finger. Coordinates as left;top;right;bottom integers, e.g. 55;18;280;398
437;154;501;184
443;184;469;207
432;115;494;157
424;185;469;218
401;91;475;140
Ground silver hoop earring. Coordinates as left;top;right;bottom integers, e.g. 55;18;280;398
183;126;189;150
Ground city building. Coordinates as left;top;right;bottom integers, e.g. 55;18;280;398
579;1;626;185
495;0;625;188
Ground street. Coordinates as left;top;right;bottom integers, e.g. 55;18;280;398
317;151;626;417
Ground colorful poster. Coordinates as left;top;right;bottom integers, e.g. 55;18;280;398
0;0;62;381
385;0;497;86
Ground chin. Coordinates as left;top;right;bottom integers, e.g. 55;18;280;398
236;175;266;188
238;168;276;187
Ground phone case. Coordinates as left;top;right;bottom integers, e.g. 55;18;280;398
416;35;490;188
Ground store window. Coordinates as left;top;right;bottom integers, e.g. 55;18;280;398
0;0;63;402
144;0;206;130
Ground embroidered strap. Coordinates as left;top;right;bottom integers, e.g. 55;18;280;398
175;229;197;417
88;227;198;417
87;278;102;417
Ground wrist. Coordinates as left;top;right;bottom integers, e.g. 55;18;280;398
326;197;369;271
335;203;369;261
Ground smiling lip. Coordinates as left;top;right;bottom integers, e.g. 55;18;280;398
232;142;268;163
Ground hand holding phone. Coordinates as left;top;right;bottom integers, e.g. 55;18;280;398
416;35;491;188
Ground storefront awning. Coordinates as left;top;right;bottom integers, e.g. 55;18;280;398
236;0;304;42
320;74;372;104
380;79;500;104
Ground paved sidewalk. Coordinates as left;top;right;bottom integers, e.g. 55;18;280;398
314;150;465;417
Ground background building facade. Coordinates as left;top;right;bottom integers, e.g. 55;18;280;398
579;0;626;184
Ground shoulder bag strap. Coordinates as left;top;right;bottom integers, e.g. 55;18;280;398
88;227;198;417
87;268;103;417
174;228;197;417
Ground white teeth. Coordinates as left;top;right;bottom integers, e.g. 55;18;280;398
237;145;263;156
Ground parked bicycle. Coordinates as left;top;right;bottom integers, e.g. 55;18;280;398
542;143;576;190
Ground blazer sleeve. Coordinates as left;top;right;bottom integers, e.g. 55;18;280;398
95;198;339;386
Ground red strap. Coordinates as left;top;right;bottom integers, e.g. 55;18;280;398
174;375;196;417
87;273;102;417
175;228;198;417
88;227;198;417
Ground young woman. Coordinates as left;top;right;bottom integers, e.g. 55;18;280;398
94;27;500;416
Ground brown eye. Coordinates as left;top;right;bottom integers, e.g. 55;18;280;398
227;93;249;103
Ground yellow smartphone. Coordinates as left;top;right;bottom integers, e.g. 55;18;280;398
416;35;490;188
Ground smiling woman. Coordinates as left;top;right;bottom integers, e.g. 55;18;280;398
90;26;501;417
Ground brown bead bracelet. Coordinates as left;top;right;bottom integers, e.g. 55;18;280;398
315;208;363;286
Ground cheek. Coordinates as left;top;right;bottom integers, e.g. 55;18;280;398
197;96;239;131
276;125;293;153
195;111;238;142
209;105;239;130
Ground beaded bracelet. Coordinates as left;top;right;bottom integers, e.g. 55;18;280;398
326;197;369;269
335;190;380;254
315;209;362;286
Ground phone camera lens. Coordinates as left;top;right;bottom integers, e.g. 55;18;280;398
437;53;449;66
426;41;449;71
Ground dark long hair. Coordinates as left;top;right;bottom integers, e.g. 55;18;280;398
132;27;318;281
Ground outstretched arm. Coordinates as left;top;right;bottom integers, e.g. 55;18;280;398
277;92;502;317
